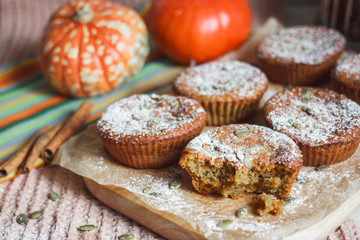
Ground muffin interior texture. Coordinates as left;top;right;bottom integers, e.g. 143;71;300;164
180;124;303;199
182;155;294;198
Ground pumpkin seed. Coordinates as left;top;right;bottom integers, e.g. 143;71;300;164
301;95;315;102
16;214;28;225
283;197;295;205
295;175;307;183
48;191;61;201
118;234;134;240
143;102;155;109
301;88;313;95
143;186;160;194
147;120;158;128
198;84;208;91
316;165;329;171
170;101;179;110
150;192;163;197
235;126;250;137
291;121;302;130
217;219;233;228
236;207;247;218
169;179;182;189
313;58;323;64
29;211;43;219
301;106;315;115
78;225;96;231
314;120;323;129
300;88;314;102
288;119;302;129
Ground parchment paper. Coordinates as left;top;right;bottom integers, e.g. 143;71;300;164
53;82;360;240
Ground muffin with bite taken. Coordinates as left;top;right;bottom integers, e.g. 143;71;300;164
179;124;303;199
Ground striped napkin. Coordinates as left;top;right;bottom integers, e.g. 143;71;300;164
0;53;184;183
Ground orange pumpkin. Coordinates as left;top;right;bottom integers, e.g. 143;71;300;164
39;0;149;97
145;0;252;65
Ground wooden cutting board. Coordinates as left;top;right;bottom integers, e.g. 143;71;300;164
83;172;360;240
55;81;360;240
54;119;360;239
84;178;206;240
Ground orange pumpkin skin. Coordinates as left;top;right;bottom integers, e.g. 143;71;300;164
39;0;149;97
145;0;252;65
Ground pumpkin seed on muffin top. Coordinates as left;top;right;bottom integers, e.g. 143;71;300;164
264;87;360;166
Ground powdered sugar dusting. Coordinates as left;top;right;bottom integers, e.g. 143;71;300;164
259;26;345;65
266;88;360;146
186;124;302;169
97;94;206;139
175;61;268;96
335;54;360;81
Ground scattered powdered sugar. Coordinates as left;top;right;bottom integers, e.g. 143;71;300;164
175;61;268;96
55;125;360;240
259;26;345;65
266;88;360;146
335;54;360;81
186;124;302;168
97;94;205;139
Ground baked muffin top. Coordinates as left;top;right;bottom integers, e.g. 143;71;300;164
258;26;345;65
97;94;206;142
184;124;302;170
264;87;360;147
174;61;268;100
334;54;360;83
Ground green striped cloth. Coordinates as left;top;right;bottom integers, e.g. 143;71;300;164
0;52;185;181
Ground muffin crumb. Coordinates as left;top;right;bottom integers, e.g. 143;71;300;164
257;193;284;216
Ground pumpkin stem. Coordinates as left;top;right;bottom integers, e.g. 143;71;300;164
73;4;94;23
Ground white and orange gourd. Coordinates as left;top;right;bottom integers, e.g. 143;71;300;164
38;0;149;97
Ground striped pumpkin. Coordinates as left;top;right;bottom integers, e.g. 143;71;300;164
38;0;149;97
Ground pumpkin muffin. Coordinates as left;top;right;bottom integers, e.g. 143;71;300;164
179;124;303;199
257;26;346;85
264;87;360;166
333;54;360;104
97;94;207;168
173;61;268;126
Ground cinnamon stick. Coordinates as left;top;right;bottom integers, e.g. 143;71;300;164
19;123;63;173
41;101;93;161
0;126;51;177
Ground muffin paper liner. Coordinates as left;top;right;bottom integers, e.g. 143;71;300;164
258;56;340;85
202;99;260;126
100;121;206;169
299;138;360;166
